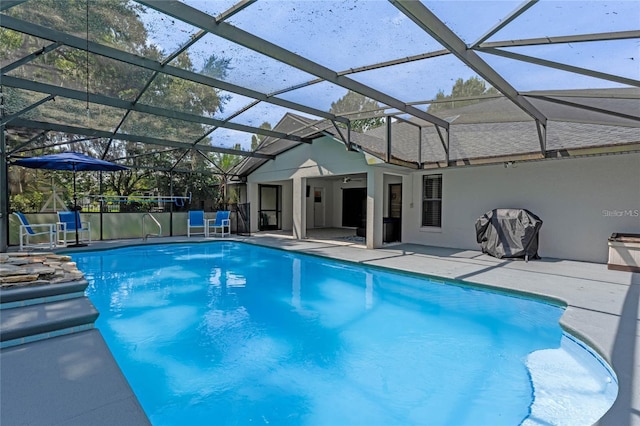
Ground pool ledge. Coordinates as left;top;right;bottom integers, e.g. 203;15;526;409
0;329;150;425
0;251;150;426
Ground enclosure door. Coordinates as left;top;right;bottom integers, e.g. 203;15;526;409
313;187;325;228
387;183;402;242
258;185;280;231
389;184;402;219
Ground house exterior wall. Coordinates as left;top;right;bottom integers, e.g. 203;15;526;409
248;136;369;182
247;135;638;262
281;180;293;231
247;136;371;233
404;153;640;263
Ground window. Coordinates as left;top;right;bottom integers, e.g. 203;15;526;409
422;174;442;227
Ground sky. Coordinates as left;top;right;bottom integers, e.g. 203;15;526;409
138;0;640;150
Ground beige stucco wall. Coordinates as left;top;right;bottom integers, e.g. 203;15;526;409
248;136;370;182
404;153;640;263
247;135;639;262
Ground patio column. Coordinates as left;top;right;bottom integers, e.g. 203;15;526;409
0;126;7;252
292;176;306;240
366;169;383;249
247;181;260;233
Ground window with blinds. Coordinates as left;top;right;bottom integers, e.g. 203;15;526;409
422;174;442;227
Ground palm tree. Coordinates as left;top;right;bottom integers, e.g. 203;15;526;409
211;144;242;210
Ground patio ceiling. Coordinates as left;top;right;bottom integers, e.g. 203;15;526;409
1;0;639;174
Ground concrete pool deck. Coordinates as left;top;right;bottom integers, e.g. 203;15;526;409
1;233;638;425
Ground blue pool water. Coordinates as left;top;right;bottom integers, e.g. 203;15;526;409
75;242;616;425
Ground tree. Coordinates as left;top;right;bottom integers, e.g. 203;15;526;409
5;0;230;138
202;54;232;80
5;0;233;211
330;91;384;133
251;122;272;150
0;28;22;59
428;77;500;112
212;144;243;208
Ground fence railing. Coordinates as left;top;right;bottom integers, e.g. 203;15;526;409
7;206;251;247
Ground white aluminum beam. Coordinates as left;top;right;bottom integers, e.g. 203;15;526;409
10;118;275;159
2;76;308;143
0;95;55;126
137;0;450;130
0;15;346;124
480;47;640;88
0;0;27;11
479;30;640;49
391;0;548;126
470;1;538;49
0;41;62;74
216;0;256;23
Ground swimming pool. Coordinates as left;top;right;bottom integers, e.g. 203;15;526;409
75;241;617;425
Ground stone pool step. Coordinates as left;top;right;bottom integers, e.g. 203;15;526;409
0;252;98;349
0;279;89;308
0;297;99;348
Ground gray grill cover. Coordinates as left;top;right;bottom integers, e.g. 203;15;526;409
475;209;542;260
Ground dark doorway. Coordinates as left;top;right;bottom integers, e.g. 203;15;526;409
342;188;366;228
385;183;402;242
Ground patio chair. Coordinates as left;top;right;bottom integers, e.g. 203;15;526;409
13;212;56;251
207;210;231;237
187;210;206;237
57;211;91;246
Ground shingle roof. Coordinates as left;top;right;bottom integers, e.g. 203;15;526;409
235;89;640;176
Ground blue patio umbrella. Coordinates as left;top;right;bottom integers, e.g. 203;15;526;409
13;152;128;247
